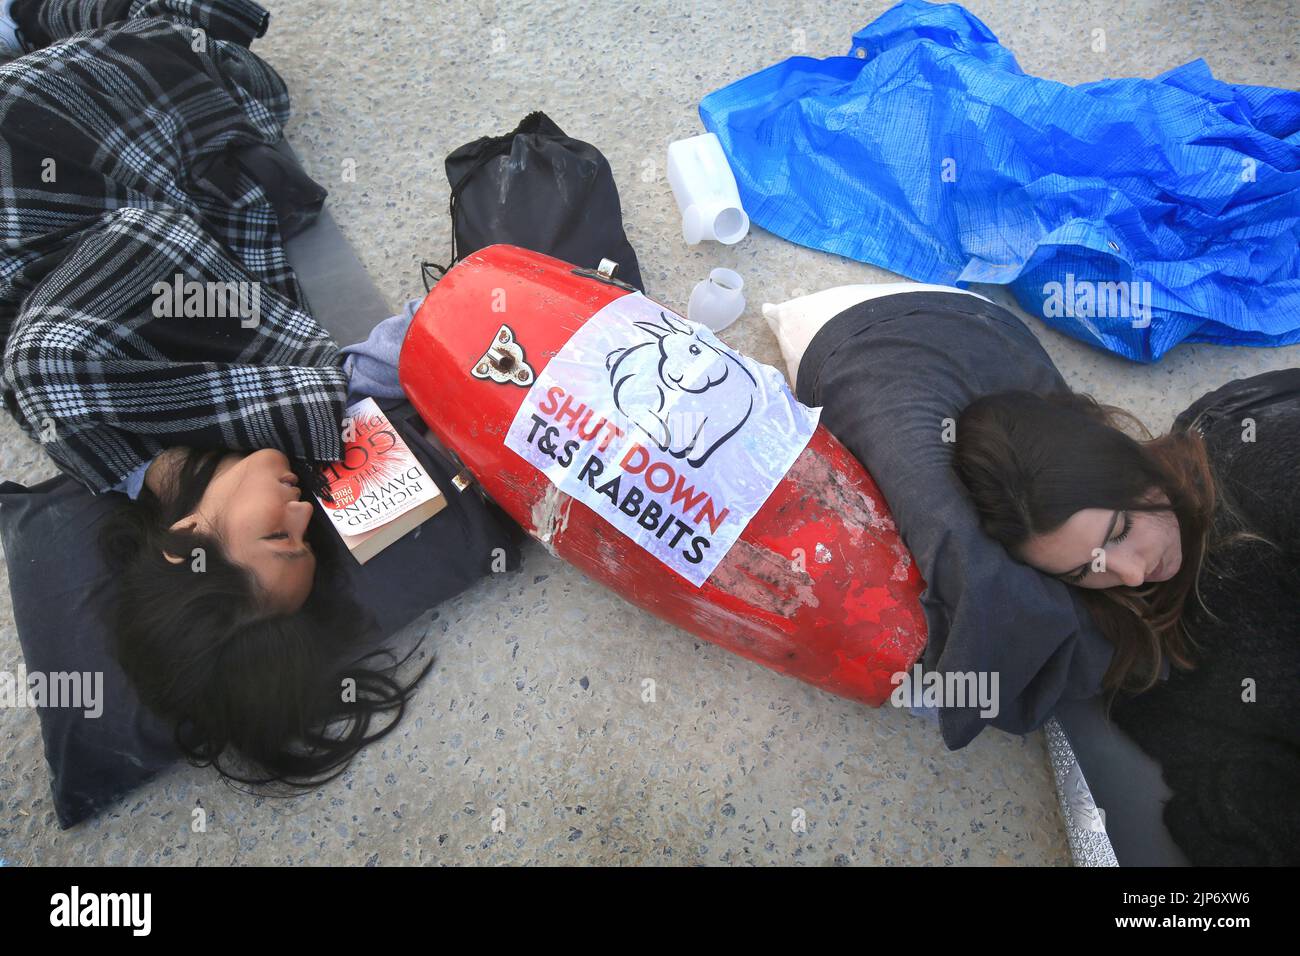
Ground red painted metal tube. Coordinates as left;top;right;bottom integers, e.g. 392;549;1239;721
398;243;927;706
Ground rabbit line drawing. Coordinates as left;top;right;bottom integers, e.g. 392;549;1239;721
604;308;758;468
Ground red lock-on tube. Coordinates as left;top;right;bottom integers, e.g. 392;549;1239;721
398;244;927;706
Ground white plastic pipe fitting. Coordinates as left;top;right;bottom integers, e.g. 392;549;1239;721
667;132;750;246
688;268;746;333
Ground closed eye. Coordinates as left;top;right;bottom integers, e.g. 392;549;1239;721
264;531;312;557
1063;512;1130;583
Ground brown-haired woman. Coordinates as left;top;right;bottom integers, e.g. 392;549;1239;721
953;377;1300;865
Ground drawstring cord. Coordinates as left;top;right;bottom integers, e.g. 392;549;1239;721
419;147;503;292
418;111;558;292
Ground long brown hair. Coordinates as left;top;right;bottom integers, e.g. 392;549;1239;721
952;388;1225;700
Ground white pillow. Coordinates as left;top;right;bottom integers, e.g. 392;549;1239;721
762;283;992;387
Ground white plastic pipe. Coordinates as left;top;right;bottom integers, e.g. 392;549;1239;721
666;132;750;246
688;268;746;333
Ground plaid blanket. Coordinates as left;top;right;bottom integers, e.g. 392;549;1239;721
0;0;346;495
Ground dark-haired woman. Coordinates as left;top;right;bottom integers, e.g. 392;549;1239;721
951;381;1300;865
768;285;1299;865
0;0;523;788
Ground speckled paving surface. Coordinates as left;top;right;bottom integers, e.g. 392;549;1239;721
2;0;1297;865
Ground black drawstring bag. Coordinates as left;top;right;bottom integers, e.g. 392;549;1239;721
422;111;645;293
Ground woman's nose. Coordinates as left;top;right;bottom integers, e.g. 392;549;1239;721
290;499;313;537
1114;556;1146;587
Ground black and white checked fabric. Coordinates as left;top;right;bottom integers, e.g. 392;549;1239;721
0;0;346;495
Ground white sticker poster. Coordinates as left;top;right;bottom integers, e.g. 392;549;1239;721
504;291;821;587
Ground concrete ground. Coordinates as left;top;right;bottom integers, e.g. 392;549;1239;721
2;0;1296;865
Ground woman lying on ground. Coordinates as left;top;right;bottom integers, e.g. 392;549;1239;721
0;0;521;789
769;281;1300;865
951;380;1299;864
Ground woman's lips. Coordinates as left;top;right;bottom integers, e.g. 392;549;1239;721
281;473;303;500
1149;551;1179;581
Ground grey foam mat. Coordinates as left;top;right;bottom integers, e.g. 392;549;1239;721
1053;695;1190;866
276;140;395;345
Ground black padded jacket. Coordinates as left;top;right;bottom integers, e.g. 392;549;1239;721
1111;368;1300;866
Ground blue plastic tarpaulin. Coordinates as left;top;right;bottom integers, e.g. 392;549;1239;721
699;0;1300;363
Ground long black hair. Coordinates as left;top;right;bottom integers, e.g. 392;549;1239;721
97;447;434;791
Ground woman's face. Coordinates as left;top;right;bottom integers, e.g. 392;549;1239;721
1018;489;1182;589
167;448;316;613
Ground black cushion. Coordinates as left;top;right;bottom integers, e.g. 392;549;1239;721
0;396;523;828
795;291;1115;749
0;474;179;827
